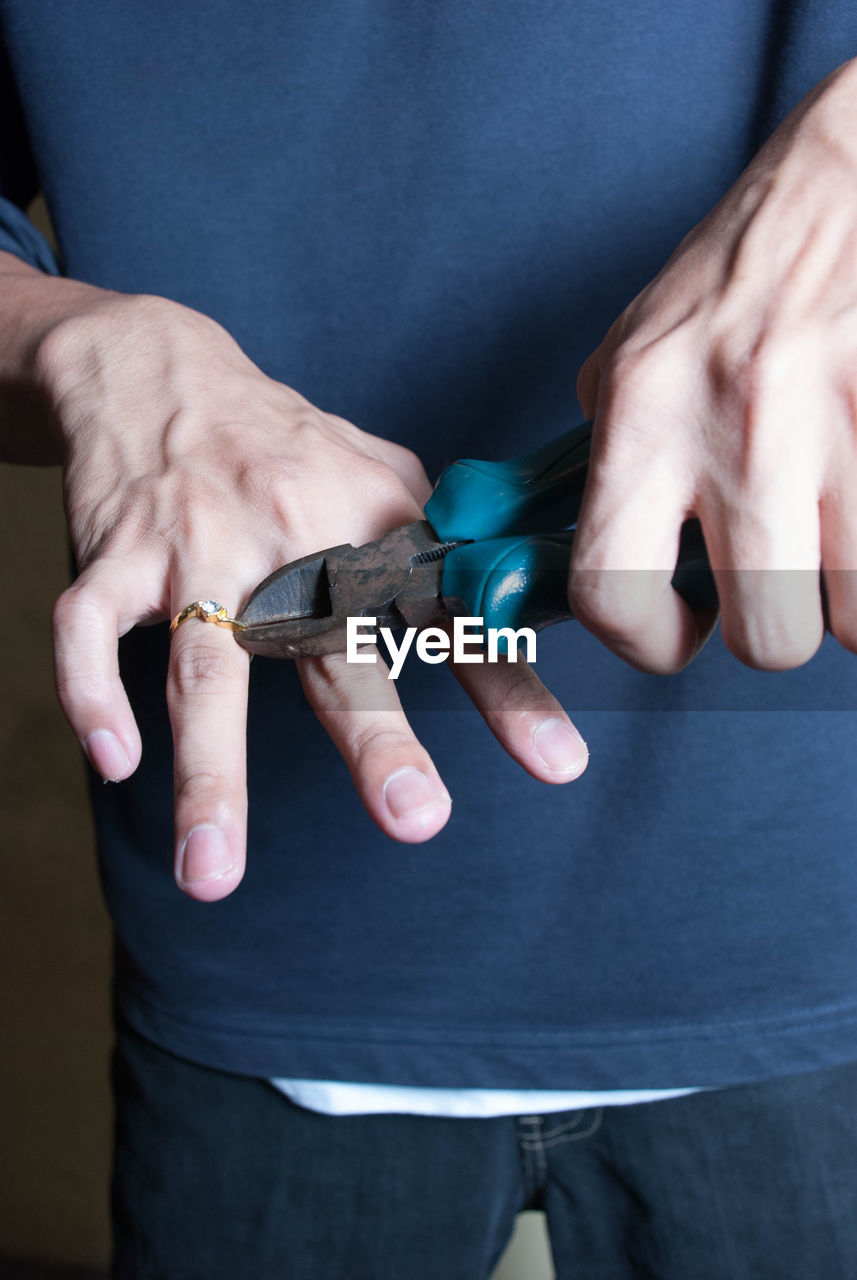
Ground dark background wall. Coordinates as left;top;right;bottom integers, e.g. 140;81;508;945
1;197;113;1270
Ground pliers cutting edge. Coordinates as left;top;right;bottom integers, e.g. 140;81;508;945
233;420;716;660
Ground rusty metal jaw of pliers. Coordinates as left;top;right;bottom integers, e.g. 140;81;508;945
233;520;469;659
232;420;718;660
233;422;598;659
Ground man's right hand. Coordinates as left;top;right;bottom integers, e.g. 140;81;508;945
1;261;588;899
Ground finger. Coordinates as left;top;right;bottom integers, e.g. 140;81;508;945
167;584;251;900
576;347;604;420
450;651;588;783
297;650;452;843
52;560;143;781
697;485;823;670
568;428;706;672
820;482;857;653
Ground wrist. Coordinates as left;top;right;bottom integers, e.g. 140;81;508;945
0;256;120;464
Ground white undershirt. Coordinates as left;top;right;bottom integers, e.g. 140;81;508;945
269;1079;709;1116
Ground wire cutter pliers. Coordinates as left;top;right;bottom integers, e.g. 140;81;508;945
233;420;716;660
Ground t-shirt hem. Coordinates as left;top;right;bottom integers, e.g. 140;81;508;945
115;988;857;1090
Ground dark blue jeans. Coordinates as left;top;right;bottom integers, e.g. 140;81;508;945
111;1016;857;1280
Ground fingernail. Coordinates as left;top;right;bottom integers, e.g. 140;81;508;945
84;729;131;781
533;719;588;773
383;767;450;820
179;824;235;884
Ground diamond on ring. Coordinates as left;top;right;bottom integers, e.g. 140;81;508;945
169;600;245;638
198;600;226;619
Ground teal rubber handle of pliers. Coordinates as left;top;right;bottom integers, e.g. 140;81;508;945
424;421;717;638
425;420;594;541
438;533;577;635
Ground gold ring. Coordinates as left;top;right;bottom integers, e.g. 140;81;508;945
169;599;245;638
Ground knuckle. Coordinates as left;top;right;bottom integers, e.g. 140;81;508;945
395;446;432;494
830;618;857;655
52;582;107;643
55;666;108;711
298;651;354;695
350;459;415;523
602;343;645;388
287;408;326;448
51;587;79;636
825;573;857;653
385;439;420;469
592;341;689;457
356;453;396;490
720;616;822;671
266;381;311;418
349;721;415;762
168;638;242;698
493;660;540;719
174;762;228;805
265;452;312;502
602;341;671;403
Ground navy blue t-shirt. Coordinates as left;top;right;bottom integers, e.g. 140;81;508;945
3;0;857;1088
